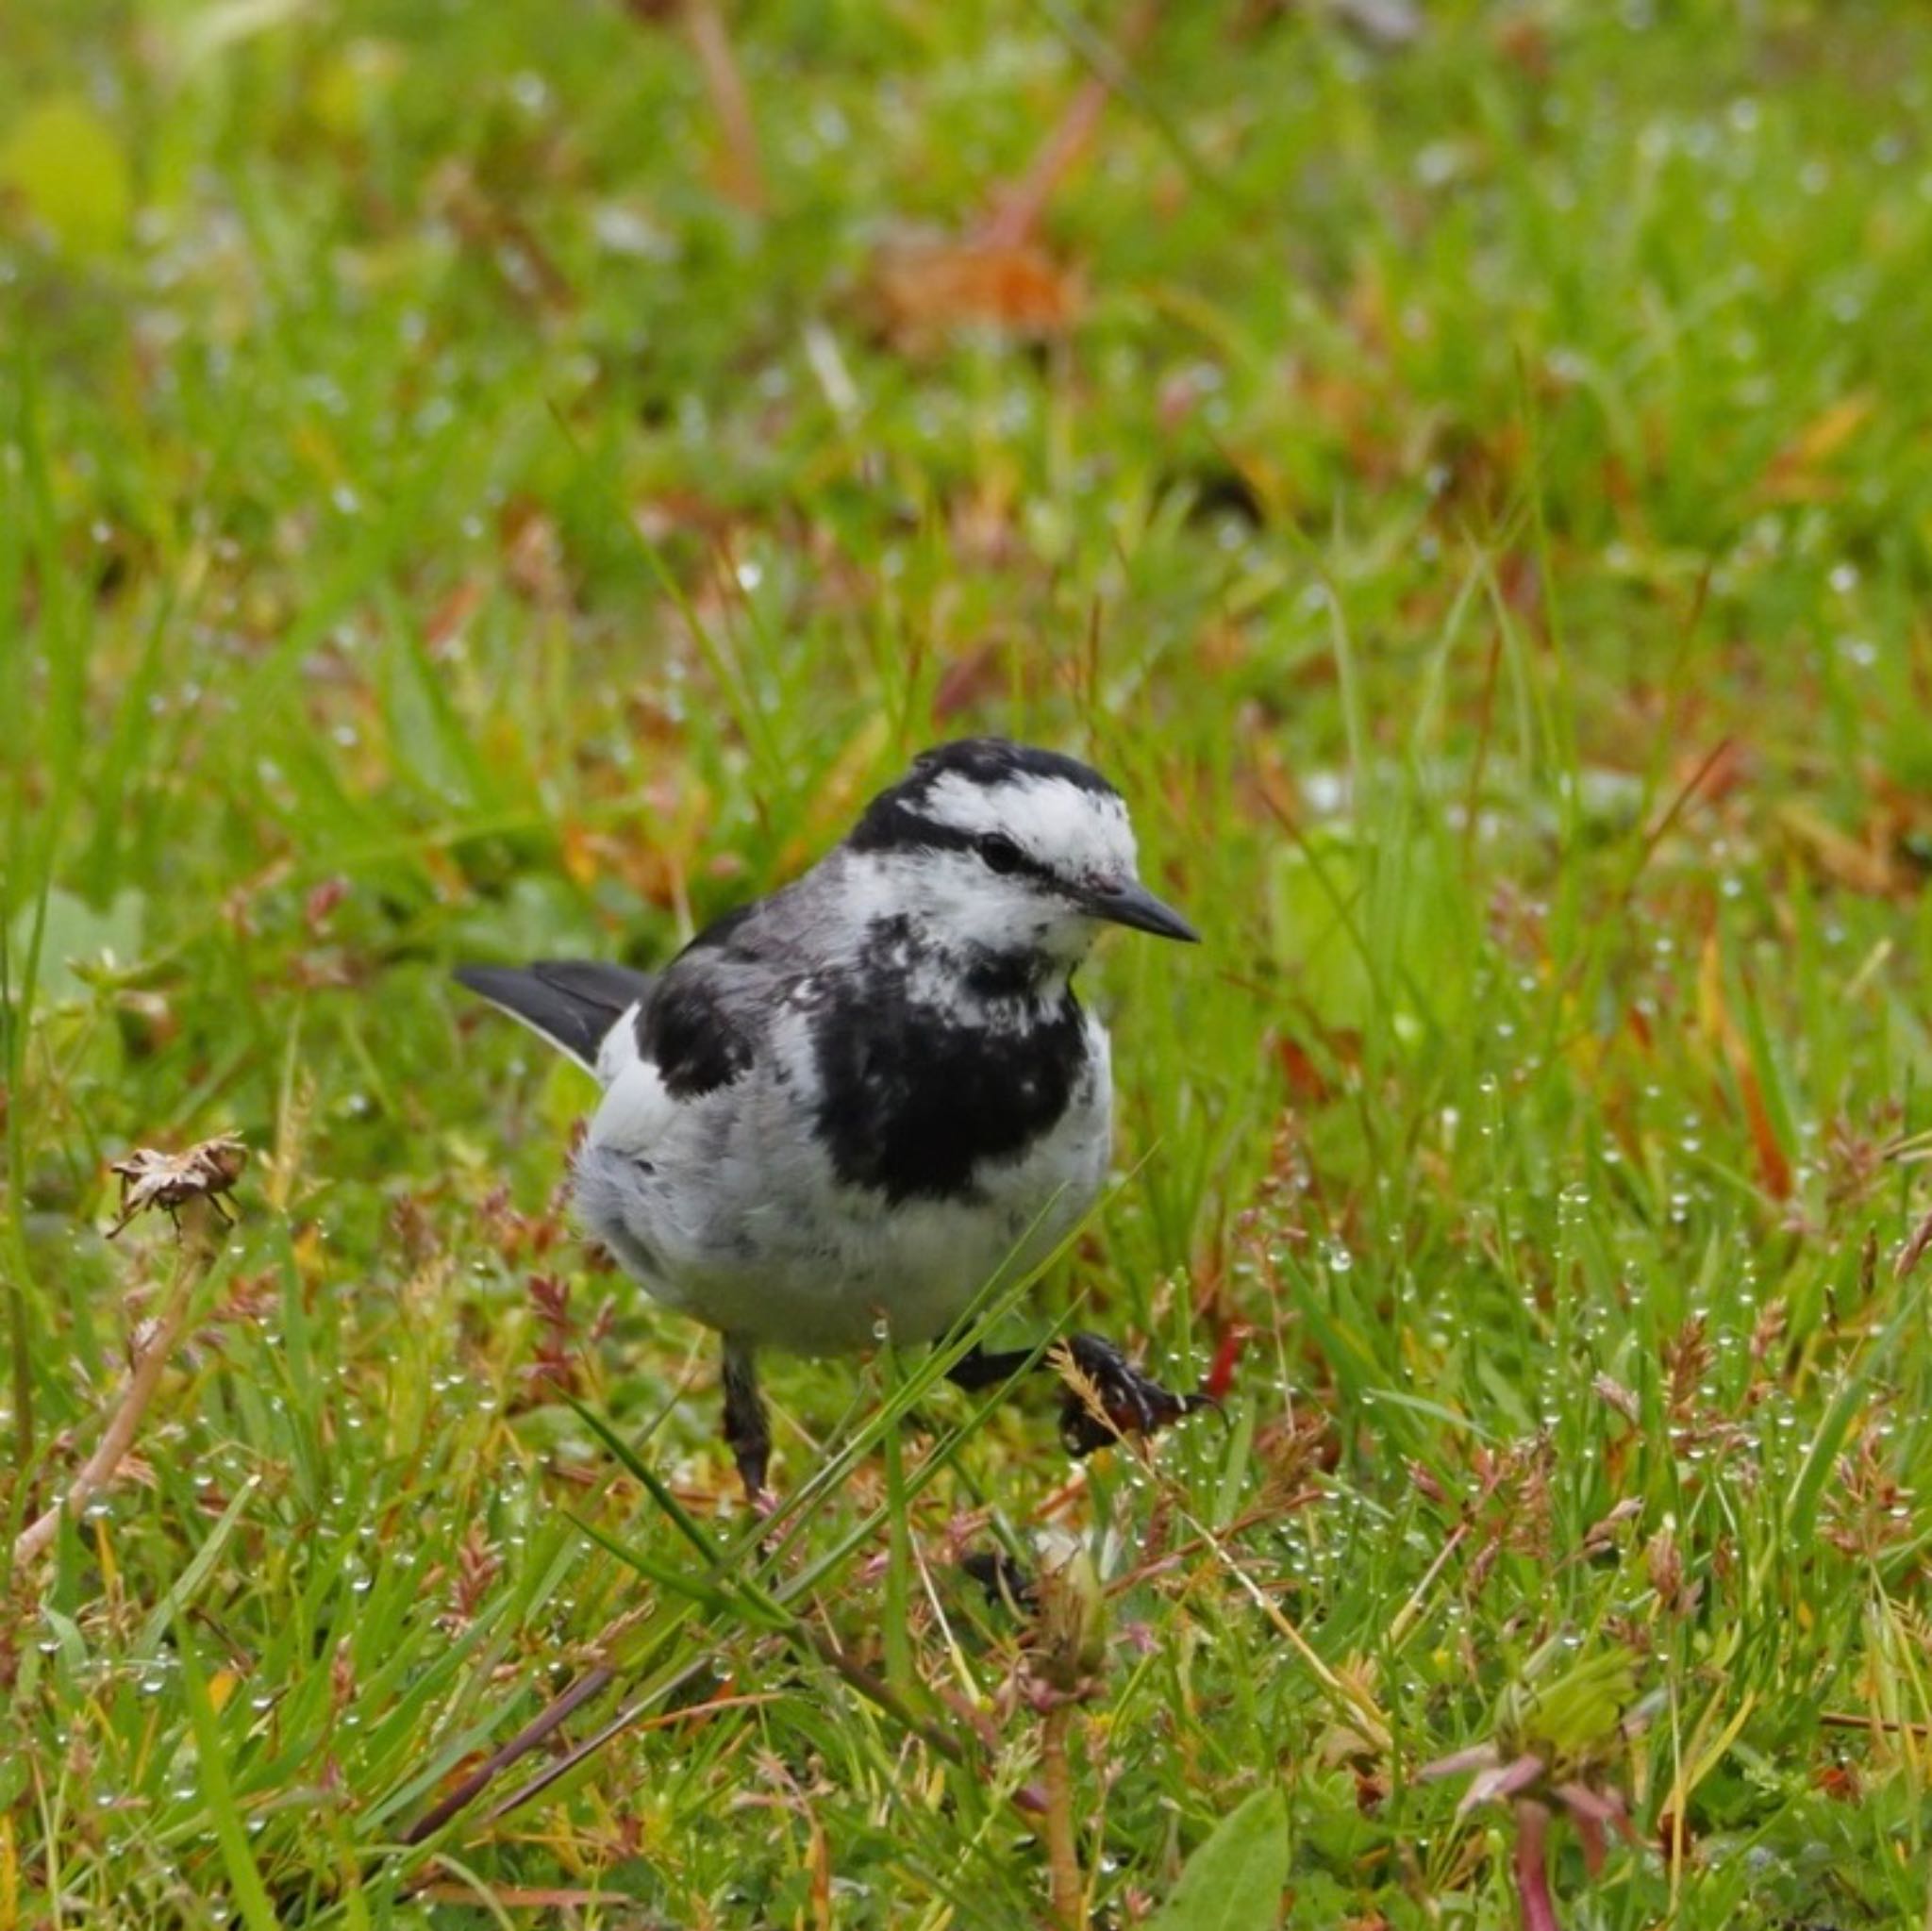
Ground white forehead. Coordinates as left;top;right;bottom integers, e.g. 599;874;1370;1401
923;771;1137;877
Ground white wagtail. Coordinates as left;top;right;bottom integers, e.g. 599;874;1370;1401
457;737;1205;1501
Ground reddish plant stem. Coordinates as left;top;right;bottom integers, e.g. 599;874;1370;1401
1513;1799;1561;1931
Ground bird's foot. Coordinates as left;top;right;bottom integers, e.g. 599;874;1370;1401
1054;1331;1214;1457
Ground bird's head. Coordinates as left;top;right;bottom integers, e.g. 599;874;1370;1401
839;738;1197;981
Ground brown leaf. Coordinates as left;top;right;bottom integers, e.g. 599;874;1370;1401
872;238;1082;352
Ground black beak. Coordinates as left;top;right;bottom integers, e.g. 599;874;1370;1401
1085;878;1200;943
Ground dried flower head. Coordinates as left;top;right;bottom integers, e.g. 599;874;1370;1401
107;1136;247;1238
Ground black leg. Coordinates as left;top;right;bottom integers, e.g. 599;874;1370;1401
721;1336;772;1504
944;1330;1210;1455
944;1343;1041;1392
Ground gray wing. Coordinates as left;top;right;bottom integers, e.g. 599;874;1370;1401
455;959;658;1074
637;892;816;1099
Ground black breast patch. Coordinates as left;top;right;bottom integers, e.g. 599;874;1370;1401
811;971;1090;1204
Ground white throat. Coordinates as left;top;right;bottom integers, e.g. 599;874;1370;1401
829;851;1091;992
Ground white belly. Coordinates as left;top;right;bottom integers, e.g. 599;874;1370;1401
573;1011;1113;1355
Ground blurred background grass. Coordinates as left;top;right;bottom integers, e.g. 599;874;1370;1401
5;2;1932;1925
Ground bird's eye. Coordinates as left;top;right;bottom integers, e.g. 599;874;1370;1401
977;833;1024;875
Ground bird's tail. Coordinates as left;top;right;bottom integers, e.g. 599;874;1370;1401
454;960;656;1078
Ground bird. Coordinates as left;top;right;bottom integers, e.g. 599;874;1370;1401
456;737;1207;1503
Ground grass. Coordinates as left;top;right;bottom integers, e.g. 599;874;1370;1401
5;0;1932;1923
